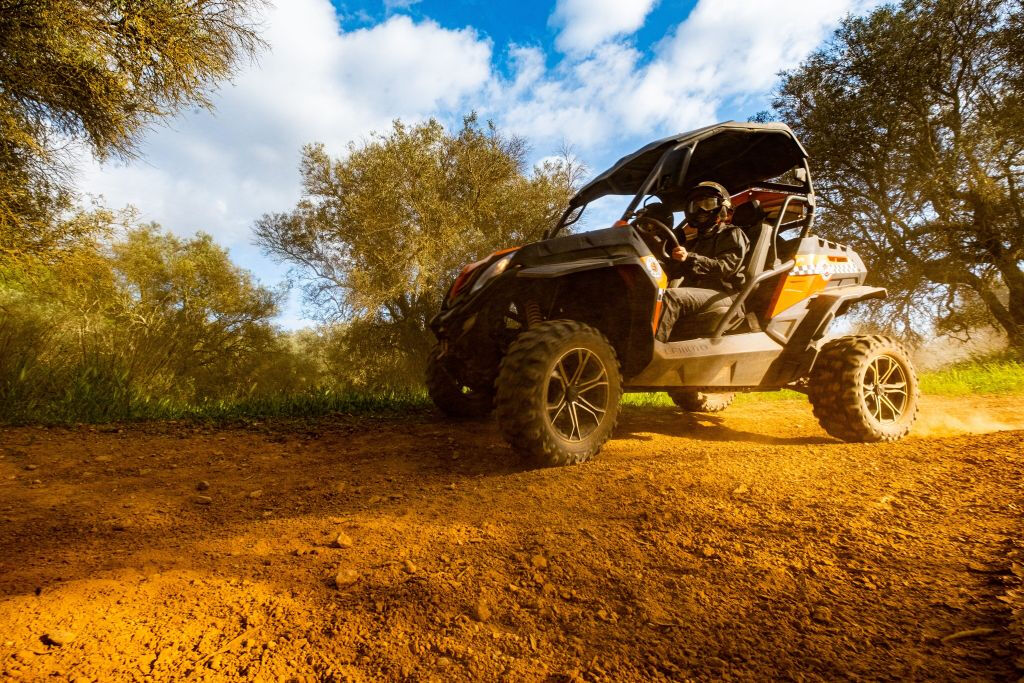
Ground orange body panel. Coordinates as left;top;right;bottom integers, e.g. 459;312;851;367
638;255;669;334
766;251;852;317
449;261;485;300
767;274;829;318
651;300;664;334
448;246;521;300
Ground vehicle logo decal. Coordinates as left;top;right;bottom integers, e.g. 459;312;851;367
790;254;861;278
640;256;668;287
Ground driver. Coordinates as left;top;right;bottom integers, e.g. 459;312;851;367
655;181;749;342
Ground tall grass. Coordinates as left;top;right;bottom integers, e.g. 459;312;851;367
918;358;1024;395
0;387;431;426
6;359;1022;426
622;389;804;409
173;390;431;422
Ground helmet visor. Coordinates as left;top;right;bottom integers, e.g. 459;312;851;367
687;195;720;214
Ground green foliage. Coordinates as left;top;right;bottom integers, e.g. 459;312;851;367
0;0;265;260
919;358;1024;395
256;116;582;389
107;226;284;397
161;389;430;423
0;217;465;424
774;0;1024;348
0;224;290;423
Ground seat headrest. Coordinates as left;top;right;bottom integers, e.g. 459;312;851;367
637;201;674;230
731;199;764;228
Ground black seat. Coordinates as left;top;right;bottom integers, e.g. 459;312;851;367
733;199;772;281
732;198;765;232
736;201;781;330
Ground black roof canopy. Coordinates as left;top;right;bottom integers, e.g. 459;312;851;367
569;121;809;208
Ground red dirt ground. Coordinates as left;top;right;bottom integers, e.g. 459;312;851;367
0;395;1022;682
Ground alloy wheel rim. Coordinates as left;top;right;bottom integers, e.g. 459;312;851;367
546;348;610;442
863;354;908;424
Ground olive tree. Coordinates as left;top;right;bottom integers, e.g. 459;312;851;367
255;116;582;388
0;0;265;260
774;0;1024;349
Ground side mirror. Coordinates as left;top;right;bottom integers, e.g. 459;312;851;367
794;167;807;183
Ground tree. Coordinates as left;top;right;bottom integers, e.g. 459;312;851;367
255;116;582;388
0;0;265;260
774;0;1024;349
107;226;282;397
0;225;283;421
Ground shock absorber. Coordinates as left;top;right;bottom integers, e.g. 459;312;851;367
525;299;542;328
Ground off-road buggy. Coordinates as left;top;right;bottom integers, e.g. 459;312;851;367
428;122;919;466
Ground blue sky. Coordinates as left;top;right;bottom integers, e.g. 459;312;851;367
334;0;700;73
78;0;869;328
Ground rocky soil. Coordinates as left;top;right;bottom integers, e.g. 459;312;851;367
0;395;1022;682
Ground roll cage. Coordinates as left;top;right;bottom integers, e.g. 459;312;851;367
545;121;818;241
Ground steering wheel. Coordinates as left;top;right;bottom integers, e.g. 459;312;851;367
634;216;680;261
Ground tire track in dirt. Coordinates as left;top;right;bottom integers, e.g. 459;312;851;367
0;396;1021;681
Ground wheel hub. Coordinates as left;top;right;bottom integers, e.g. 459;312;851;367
863;354;908;424
546;348;610;442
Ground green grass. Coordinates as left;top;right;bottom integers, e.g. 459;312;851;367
4;357;1022;427
0;388;432;426
622;389;803;409
170;390;433;422
918;358;1024;396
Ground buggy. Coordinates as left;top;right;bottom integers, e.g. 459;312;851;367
428;121;919;465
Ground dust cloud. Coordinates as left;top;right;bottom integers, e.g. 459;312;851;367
913;409;1024;437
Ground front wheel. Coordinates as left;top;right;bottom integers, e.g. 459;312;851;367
495;320;623;466
808;335;919;442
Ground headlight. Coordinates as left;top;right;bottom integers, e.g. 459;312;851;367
469;253;515;294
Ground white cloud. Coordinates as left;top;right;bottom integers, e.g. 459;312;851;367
486;0;861;152
651;0;860;97
484;42;713;159
81;1;492;246
384;0;421;10
551;0;659;54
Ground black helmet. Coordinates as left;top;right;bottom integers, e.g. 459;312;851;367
684;181;731;231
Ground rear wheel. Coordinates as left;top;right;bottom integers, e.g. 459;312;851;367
667;390;735;412
495;320;622;466
426;346;494;418
808;335;919;442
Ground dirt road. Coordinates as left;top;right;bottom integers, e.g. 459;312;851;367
1;396;1022;682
